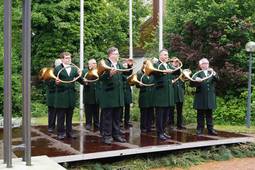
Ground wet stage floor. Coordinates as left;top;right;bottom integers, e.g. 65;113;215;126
0;124;253;163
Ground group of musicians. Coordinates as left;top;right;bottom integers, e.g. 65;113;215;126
44;47;219;144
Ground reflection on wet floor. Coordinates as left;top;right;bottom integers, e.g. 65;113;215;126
0;125;250;159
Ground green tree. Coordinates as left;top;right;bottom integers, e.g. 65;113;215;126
164;0;255;95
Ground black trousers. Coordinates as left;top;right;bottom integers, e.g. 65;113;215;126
101;107;122;139
48;106;56;130
155;107;172;136
140;107;154;132
56;108;74;136
197;109;213;131
84;104;99;128
169;102;184;127
120;104;131;125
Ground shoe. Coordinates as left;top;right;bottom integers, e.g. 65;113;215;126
120;130;125;135
48;128;54;133
208;130;218;136
113;136;126;143
57;134;65;140
66;133;77;139
196;129;203;135
85;124;92;130
103;138;112;145
177;126;186;130
141;129;147;133
158;134;167;140
169;125;174;130
163;133;171;139
124;122;133;128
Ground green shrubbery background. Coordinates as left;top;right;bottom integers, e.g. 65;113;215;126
0;0;254;125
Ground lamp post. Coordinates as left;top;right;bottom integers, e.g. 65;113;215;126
245;41;255;128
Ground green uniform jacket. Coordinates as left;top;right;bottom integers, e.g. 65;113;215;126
191;71;219;110
98;59;132;109
153;61;175;107
53;64;82;108
45;79;55;107
173;70;185;103
123;75;132;105
136;70;155;108
82;68;99;105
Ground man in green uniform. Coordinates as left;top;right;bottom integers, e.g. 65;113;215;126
54;52;82;139
83;59;99;131
171;58;186;130
153;49;175;140
99;47;132;144
137;61;155;133
46;59;62;133
191;58;219;136
121;70;133;129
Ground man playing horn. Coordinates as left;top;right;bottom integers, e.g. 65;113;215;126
153;49;175;140
99;47;132;145
170;57;186;130
54;52;83;139
191;58;219;136
82;59;100;131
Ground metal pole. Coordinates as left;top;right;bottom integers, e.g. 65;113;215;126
3;0;12;167
159;0;163;51
79;0;84;127
129;0;133;59
246;52;252;128
22;0;31;165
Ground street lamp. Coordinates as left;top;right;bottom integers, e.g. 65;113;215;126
245;41;255;128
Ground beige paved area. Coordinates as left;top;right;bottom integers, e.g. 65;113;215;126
0;156;66;170
151;157;255;170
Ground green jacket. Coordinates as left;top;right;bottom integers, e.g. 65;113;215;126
98;59;132;109
82;68;99;105
53;64;82;108
191;70;219;110
152;61;175;107
123;75;132;104
173;70;185;103
45;79;55;107
136;70;155;108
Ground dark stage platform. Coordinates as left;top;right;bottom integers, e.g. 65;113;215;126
0;125;253;163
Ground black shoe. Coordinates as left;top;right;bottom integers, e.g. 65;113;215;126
124;122;133;128
85;124;92;130
141;129;147;133
196;129;203;135
208;130;218;136
169;125;174;130
158;134;167;140
66;133;77;139
113;136;126;143
48;128;54;133
103;138;112;145
57;134;65;140
120;130;125;135
163;133;171;139
177;126;186;130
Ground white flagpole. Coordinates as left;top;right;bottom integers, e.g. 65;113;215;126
129;0;133;59
79;0;84;127
159;0;163;51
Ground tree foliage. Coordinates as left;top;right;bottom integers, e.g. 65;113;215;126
161;0;255;94
164;0;255;95
0;0;149;116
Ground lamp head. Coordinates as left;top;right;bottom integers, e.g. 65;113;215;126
245;41;255;52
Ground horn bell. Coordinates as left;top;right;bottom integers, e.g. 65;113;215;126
127;74;140;86
85;68;99;80
39;67;57;81
143;60;166;76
